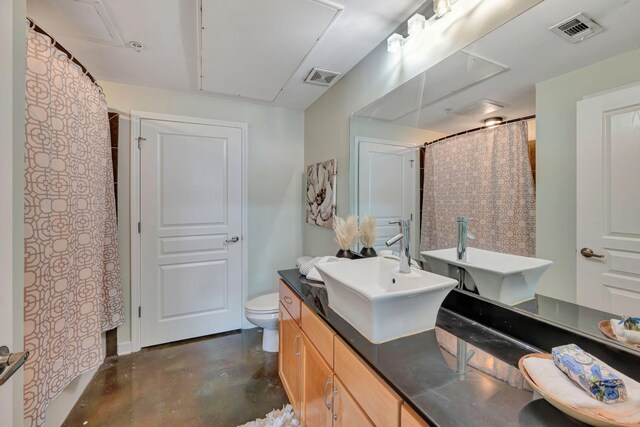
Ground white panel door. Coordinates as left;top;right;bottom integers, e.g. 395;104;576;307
357;139;417;256
577;83;640;315
140;119;243;347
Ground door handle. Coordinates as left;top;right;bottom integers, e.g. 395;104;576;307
580;248;605;259
0;346;29;386
293;333;300;357
323;378;332;409
224;236;240;244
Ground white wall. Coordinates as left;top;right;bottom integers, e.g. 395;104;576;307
1;1;25;426
535;48;640;302
98;82;305;346
303;0;543;256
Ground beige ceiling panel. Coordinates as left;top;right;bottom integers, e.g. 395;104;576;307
200;0;341;101
27;0;124;46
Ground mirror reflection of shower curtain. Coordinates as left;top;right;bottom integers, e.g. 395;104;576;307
420;121;535;256
23;26;124;427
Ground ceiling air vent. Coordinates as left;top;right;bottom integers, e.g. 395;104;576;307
448;99;506;117
550;13;603;44
304;68;341;87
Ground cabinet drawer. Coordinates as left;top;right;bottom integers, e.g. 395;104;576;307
301;304;335;368
334;337;402;427
401;404;428;427
279;279;301;324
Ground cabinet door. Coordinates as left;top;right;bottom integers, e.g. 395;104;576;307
332;376;374;427
401;404;429;427
303;336;333;427
334;337;402;426
279;303;302;414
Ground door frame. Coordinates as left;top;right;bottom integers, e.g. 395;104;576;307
349;136;420;255
130;111;249;353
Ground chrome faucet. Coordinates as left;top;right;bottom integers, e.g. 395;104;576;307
385;219;412;274
456;216;476;261
456;216;475;289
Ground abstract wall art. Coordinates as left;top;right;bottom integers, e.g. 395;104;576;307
306;159;337;228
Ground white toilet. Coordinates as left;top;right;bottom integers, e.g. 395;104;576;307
245;292;280;352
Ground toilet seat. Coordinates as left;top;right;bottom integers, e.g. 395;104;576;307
246;292;279;314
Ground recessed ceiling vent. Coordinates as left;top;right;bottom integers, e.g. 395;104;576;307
448;99;506;117
304;67;341;86
550;13;603;44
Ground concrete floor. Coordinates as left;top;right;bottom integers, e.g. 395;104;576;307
63;329;289;427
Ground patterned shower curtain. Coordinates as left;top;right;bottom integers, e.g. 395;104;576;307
420;121;536;256
23;25;124;426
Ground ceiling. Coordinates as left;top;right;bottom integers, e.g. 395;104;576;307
26;0;426;110
353;0;640;135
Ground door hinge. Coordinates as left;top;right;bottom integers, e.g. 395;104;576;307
138;306;142;318
137;222;141;234
137;137;146;149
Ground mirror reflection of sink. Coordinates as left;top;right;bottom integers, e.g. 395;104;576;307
421;248;553;305
315;257;457;343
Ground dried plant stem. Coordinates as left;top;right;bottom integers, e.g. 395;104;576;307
360;216;377;248
333;215;359;250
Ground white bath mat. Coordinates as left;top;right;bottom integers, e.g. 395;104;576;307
238;404;300;427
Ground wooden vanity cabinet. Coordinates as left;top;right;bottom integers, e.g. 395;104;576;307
332;376;374;426
301;304;334;367
334;337;402;426
303;335;334;427
279;303;303;415
279;280;301;323
401;404;429;427
279;280;409;427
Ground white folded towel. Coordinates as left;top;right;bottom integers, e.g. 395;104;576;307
296;256;315;268
299;256;349;282
611;319;640;345
523;357;640;424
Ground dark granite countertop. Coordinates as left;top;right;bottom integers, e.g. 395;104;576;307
278;269;588;427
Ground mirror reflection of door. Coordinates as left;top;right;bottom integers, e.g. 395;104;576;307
355;138;418;257
577;83;640;315
348;0;640;346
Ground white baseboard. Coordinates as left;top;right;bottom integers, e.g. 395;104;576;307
117;341;133;356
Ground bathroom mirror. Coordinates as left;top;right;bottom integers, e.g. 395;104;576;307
349;0;640;350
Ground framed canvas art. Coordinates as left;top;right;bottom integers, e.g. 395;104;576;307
306;159;337;228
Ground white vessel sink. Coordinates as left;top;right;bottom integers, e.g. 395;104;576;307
421;248;553;305
315;257;457;343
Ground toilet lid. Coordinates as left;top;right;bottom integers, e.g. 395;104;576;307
246;292;279;313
